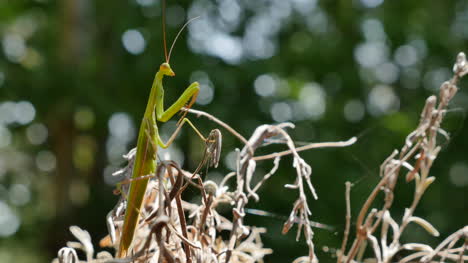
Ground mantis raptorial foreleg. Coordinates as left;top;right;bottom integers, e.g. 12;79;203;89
156;82;199;122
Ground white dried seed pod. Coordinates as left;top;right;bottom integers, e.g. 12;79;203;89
204;180;218;196
69;226;94;261
409;216;440;237
453;52;467;73
421;176;436;192
402;243;433;252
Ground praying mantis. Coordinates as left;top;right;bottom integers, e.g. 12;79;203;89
116;10;208;258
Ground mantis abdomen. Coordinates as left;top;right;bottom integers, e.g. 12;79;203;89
118;116;157;257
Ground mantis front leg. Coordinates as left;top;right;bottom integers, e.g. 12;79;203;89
157;82;199;123
155;81;206;148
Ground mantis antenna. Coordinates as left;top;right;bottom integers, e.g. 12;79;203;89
167;16;201;63
162;0;168;62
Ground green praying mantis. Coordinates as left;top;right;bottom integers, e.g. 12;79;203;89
116;13;208;258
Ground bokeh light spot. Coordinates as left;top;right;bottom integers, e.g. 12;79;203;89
14;101;35;125
0;126;12;148
212;34;243;64
74;107;95;130
0;101;36;125
375;62;399;84
254;74;277;97
292;0;317;16
0;102;16;124
73;136;96;172
21;48;43;69
198;84;214;105
9;184;31;206
0;201;20;237
2;34;26;63
361;18;386;41
122;29;146;55
218;0;242;25
106;138;127;163
360;0;384;8
36;151;57;172
135;0;155;7
344;100;365;122
449;162;468;187
270;102;292;122
106;112;135;163
354;41;389;68
108;112;135;142
190;71;215;105
367;85;400;116
298;83;326;120
69;179;90;206
394;45;419;67
26;123;48;145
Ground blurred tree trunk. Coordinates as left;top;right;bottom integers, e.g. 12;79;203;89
51;0;90;218
45;0;94;256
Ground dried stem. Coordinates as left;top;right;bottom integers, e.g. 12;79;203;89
338;182;352;263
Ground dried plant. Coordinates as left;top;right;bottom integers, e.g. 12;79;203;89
53;53;467;263
53;111;355;263
338;52;468;263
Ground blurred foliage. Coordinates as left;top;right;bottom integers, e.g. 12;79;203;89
0;0;467;262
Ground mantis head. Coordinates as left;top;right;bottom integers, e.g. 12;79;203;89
159;62;175;77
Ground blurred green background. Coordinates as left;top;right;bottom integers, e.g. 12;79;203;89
0;0;467;262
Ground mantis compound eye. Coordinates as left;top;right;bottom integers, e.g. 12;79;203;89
160;63;175;76
160;63;169;71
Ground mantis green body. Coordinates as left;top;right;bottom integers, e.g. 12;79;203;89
117;62;200;257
